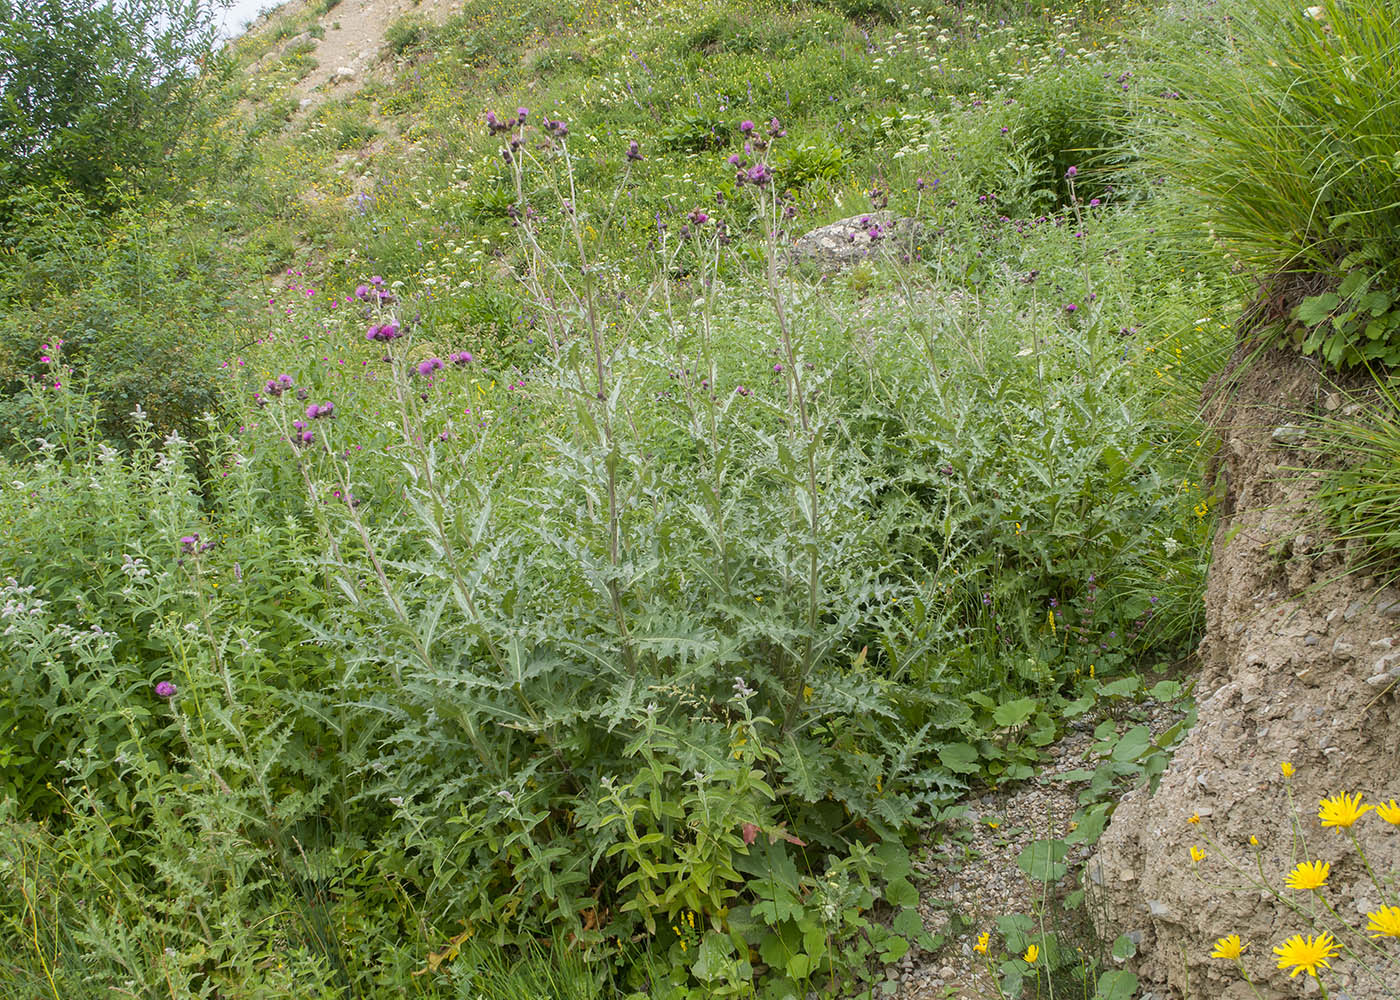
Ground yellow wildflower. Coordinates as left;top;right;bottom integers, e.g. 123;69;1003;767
1273;933;1339;978
1367;906;1400;938
1023;944;1039;964
1318;791;1373;829
1210;935;1246;960
974;932;989;955
1375;799;1400;825
1284;860;1330;891
1187;813;1200;824
1190;845;1205;864
1281;762;1295;778
1249;835;1259;846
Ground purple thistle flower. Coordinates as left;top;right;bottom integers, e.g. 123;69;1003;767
739;120;755;135
745;163;771;187
355;284;370;300
767;117;785;137
179;535;199;553
154;680;177;699
449;351;474;365
299;430;315;445
516;106;529;123
1065;165;1078;178
417;358;445;377
626;140;642;162
1065;303;1078;313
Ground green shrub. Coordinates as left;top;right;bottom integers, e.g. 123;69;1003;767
383;14;429;57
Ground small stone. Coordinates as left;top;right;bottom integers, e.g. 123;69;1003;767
1344;600;1365;621
939;965;955;979
1147;899;1171;918
1304;634;1319;646
1379;599;1400;619
1332;637;1355;659
1324;392;1342;411
1272;424;1307;446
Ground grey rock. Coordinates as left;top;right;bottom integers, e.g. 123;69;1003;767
1146;899;1171;918
1271;424;1307;446
791;212;922;268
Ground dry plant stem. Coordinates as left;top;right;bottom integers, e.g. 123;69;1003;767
1345;829;1397;909
1284;779;1311;861
1231;957;1267;1000
387;346;512;681
513;134;637;672
659;230;734;595
1312;887;1400;976
760;188;822;729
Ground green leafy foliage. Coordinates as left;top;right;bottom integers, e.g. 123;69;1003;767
0;0;1239;993
0;0;225;218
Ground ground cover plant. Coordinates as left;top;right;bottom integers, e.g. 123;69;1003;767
0;0;1334;995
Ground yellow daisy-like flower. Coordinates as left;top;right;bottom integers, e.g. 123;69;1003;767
1273;933;1339;978
1190;845;1206;864
1281;762;1296;778
1367;905;1400;939
1187;813;1200;824
1284;860;1330;891
974;931;990;955
1376;799;1400;825
1211;935;1246;960
1023;944;1039;964
1249;835;1260;846
1319;791;1373;829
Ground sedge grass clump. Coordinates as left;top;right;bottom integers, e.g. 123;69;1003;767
1147;0;1400;368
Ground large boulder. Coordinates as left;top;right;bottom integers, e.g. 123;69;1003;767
1090;348;1400;999
790;212;922;269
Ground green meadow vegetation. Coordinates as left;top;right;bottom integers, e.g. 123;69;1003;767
0;0;1397;996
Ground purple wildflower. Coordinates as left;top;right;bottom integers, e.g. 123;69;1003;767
739;120;755;135
626;140;642;162
416;358;445;377
1065;165;1078;178
154;680;177;699
449;351;474;365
